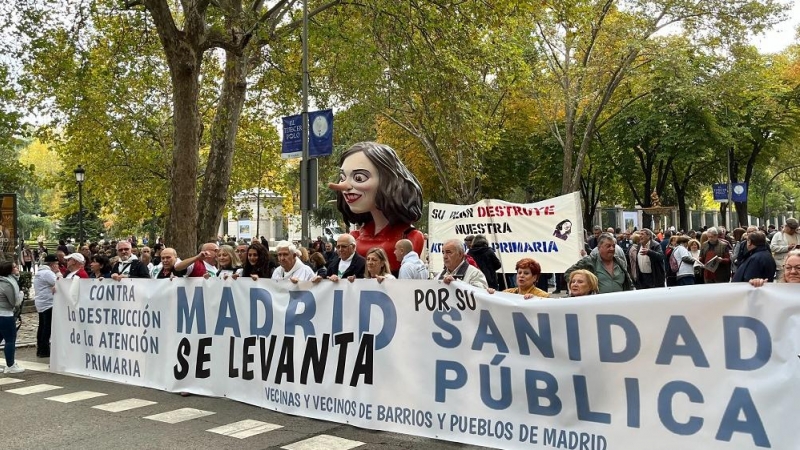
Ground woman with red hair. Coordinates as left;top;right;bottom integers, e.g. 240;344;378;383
503;258;550;299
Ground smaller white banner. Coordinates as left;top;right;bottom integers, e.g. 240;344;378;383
428;192;585;273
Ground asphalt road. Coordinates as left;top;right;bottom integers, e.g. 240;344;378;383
1;346;490;450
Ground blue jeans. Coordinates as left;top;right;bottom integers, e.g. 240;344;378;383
676;276;695;286
0;316;16;366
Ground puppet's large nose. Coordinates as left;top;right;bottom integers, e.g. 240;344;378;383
328;181;350;192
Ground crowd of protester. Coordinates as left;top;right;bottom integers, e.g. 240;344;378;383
560;220;800;295
2;219;797;374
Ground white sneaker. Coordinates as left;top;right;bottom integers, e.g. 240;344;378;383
4;364;24;374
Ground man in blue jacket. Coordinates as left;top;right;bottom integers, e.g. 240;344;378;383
732;231;776;283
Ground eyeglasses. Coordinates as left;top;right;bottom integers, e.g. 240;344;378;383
336;245;352;249
784;265;800;273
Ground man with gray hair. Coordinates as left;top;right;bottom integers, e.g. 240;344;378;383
272;241;315;282
700;227;731;283
438;238;488;289
566;233;632;294
321;234;365;282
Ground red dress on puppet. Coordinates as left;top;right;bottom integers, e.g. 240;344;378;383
352;222;424;273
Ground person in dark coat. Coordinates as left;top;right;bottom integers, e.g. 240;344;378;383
322;234;366;281
732;231;776;283
629;228;666;289
468;235;502;290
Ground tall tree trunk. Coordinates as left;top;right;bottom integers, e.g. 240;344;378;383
165;55;202;257
735;201;748;228
196;50;249;246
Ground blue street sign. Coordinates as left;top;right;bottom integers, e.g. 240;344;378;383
712;183;748;202
309;109;333;157
281;109;334;159
281;114;303;158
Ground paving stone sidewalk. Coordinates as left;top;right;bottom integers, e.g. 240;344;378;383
0;312;38;350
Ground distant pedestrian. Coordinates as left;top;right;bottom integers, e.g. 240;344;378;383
770;218;799;283
0;261;23;372
34;254;60;358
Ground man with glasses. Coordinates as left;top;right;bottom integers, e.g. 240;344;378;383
110;241;151;280
770;218;799;283
235;241;248;265
319;234;365;282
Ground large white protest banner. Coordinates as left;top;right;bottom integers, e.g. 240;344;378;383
428;193;585;274
53;278;800;449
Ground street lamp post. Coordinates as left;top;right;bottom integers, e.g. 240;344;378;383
74;165;85;245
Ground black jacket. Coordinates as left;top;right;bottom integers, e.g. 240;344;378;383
633;240;666;289
326;253;366;279
468;246;502;289
111;258;151;278
732;245;776;283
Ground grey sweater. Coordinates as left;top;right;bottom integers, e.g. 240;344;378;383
0;275;21;314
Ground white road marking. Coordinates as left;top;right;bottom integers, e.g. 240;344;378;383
7;384;63;395
93;398;158;412
0;377;25;386
144;408;215;424
17;360;50;372
207;419;283;439
282;435;365;450
46;391;107;403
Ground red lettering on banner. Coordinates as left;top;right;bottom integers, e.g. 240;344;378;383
476;205;557;218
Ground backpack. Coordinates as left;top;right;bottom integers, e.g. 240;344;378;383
668;247;680;273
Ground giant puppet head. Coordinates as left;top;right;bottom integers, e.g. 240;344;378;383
328;142;425;272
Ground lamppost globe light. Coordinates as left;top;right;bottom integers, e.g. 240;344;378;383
74;165;85;245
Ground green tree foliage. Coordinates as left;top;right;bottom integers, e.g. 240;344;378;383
713;45;800;227
521;0;787;195
316;1;529;203
606;37;721;229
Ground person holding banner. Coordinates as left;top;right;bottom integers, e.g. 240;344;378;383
271;241;315;283
565;233;632;294
568;269;599;296
329;142;425;272
216;245;243;279
242;242;275;280
438;239;488;289
501;258;549;299
394;239;429;280
110;241;151;280
321;234;366;282
750;250;800;286
350;247;395;283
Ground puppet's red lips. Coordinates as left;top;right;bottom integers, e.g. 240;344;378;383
344;193;361;203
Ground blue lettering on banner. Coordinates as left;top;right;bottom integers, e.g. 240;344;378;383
429;309;773;446
430;241;559;254
66;281;781;448
656;315;709;367
176;286;206;334
724;316;771;371
249;288;274;336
